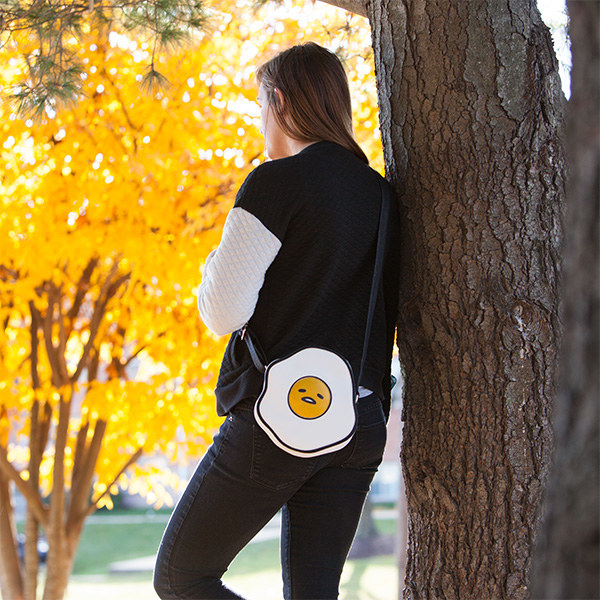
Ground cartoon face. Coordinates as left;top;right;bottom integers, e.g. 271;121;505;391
288;376;332;420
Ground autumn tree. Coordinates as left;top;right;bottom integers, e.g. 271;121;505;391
0;15;237;599
0;3;381;599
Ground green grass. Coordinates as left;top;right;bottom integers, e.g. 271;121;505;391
373;518;396;536
228;537;280;576
67;554;397;600
71;513;396;576
224;553;397;600
72;519;168;575
58;512;398;599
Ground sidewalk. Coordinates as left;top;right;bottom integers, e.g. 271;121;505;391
108;508;397;574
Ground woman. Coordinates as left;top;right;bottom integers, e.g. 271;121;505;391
154;42;399;600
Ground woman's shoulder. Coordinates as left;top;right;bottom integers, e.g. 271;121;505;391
238;141;387;202
237;155;303;198
233;159;302;236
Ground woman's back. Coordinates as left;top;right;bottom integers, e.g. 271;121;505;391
215;140;399;416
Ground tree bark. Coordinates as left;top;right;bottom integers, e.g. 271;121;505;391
531;2;600;598
366;1;565;598
42;395;72;600
24;401;41;600
25;305;43;599
23;511;39;600
0;448;23;600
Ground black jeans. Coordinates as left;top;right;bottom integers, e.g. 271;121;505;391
153;393;387;600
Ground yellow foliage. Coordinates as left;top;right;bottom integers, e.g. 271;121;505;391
0;0;382;510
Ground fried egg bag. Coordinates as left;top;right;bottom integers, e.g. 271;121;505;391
253;347;357;458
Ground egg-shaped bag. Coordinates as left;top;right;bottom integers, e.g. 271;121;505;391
254;347;357;457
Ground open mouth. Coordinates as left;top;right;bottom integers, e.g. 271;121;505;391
301;396;317;404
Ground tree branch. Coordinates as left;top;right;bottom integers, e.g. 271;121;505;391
40;284;63;387
24;400;42;600
23;508;39;600
103;65;140;134
0;451;24;600
28;301;41;389
56;285;70;384
67;419;107;529
0;451;48;529
123;343;147;368
70;421;90;496
87;346;100;381
39;402;52;460
86;447;143;519
48;390;72;544
71;260;130;383
318;0;367;18
66;257;98;337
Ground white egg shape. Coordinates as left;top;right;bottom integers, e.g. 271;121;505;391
254;347;357;457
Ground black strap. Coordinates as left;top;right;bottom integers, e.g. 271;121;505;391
356;179;389;390
243;325;266;374
243;180;391;384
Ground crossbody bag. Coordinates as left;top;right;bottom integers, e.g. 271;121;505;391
242;180;390;458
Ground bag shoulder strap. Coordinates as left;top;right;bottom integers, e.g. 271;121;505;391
243;179;391;380
356;179;390;389
243;324;266;373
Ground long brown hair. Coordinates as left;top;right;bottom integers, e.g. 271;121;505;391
256;43;369;164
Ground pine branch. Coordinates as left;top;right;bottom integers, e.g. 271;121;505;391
140;64;171;96
1;1;209;118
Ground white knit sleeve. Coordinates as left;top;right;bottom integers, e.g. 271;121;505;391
197;207;282;336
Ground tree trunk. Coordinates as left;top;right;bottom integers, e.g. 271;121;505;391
24;400;41;600
366;1;565;598
531;2;600;598
42;396;72;600
396;421;408;598
0;448;24;600
23;511;39;600
42;533;76;600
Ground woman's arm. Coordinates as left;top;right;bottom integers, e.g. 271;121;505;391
197;207;282;336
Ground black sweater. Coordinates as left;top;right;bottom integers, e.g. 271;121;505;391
201;141;400;417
